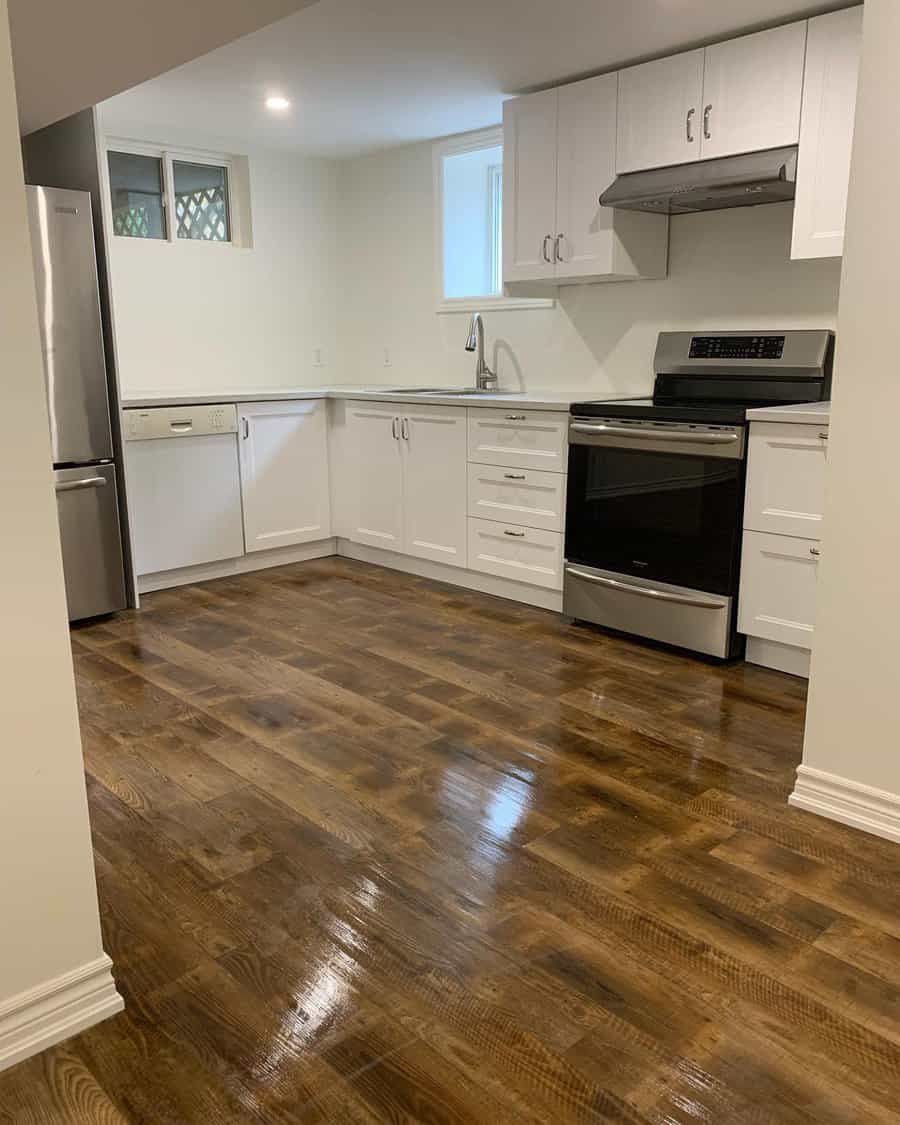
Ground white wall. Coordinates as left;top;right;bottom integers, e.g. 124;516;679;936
0;0;118;1067
99;119;341;397
794;0;900;840
337;139;843;395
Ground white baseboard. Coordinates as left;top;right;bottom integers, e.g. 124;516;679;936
789;766;900;844
0;954;123;1073
746;636;811;678
137;539;337;593
336;538;563;612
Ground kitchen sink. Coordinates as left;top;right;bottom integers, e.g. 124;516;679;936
376;387;514;397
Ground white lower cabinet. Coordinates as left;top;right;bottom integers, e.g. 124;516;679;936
467;518;564;591
467;463;565;533
238;400;331;552
467;408;568;473
343;401;467;567
739;531;819;649
739;417;827;676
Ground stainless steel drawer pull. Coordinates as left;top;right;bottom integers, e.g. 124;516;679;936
565;567;726;610
503;473;526;480
504;414;527;421
504;530;526;538
55;476;107;494
570;422;738;445
818;431;829;440
810;547;821;557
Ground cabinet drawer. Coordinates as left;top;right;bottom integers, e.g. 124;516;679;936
467;409;568;473
744;422;828;540
467;463;565;532
467;518;563;590
738;530;819;650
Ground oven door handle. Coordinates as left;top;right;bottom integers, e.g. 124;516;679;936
569;422;739;445
564;567;727;610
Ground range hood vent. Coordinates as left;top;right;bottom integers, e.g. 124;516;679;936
600;146;799;215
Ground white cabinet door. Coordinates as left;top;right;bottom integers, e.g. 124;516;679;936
738;530;819;649
556;74;668;281
791;7;863;260
345;401;404;552
616;50;705;173
700;22;807;160
744;422;828;540
502;89;558;283
239;400;331;553
401;404;468;568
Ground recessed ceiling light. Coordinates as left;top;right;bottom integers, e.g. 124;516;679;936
266;96;291;111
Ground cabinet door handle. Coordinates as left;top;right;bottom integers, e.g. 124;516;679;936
504;530;526;538
503;473;526;480
392;416;399;440
542;235;553;264
703;104;712;140
686;107;695;143
401;416;409;440
242;418;249;440
555;234;565;263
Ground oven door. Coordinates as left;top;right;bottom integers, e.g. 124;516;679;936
565;417;746;596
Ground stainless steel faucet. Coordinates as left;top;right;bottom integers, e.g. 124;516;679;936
464;312;497;391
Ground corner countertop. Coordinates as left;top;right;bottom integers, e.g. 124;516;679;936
746;401;831;425
120;386;642;413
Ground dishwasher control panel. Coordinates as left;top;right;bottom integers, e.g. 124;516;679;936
123;404;239;440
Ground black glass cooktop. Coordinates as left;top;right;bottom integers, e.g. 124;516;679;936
570;398;752;425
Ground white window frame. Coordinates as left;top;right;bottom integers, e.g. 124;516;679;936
102;137;243;247
433;127;553;314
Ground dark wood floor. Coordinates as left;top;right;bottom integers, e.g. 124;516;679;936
1;558;898;1123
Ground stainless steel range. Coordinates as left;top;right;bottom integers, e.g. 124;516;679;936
564;330;834;659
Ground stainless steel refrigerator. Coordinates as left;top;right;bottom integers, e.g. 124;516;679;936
26;185;127;620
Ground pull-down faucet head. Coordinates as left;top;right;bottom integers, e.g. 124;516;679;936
464;312;498;391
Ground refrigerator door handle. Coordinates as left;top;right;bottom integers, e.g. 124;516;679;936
55;475;108;493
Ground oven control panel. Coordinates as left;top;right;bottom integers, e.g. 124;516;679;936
688;335;785;360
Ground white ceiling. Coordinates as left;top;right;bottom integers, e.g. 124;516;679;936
99;0;851;160
11;0;318;136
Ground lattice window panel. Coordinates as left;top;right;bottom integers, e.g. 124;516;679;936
175;188;228;241
112;206;151;238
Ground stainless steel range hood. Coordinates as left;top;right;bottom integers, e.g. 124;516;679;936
599;146;798;215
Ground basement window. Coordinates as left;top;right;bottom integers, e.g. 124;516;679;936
434;128;551;313
105;141;248;247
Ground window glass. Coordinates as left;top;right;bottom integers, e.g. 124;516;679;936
441;143;502;300
173;161;230;242
107;151;166;239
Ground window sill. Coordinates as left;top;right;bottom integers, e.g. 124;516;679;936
436;296;555;314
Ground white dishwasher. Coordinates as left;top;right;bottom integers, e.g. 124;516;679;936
124;404;245;576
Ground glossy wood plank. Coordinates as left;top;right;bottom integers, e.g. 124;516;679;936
3;557;898;1124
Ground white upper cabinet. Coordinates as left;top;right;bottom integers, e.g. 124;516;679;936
503;77;668;288
502;89;559;283
791;6;863;260
700;22;807;160
402;404;468;567
616;20;808;172
238;400;331;553
616;50;705;173
555;74;668;282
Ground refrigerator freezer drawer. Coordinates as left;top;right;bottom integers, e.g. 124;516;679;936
54;464;127;620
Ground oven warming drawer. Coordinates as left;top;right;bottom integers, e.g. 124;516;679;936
563;562;738;659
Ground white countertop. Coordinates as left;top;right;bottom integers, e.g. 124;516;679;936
746;401;831;424
121;385;642;413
